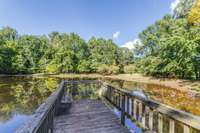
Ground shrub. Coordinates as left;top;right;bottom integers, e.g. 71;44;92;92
77;60;91;73
97;64;119;75
46;63;58;73
124;64;135;74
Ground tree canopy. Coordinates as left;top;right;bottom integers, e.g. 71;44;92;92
188;0;200;26
135;0;200;79
0;27;133;74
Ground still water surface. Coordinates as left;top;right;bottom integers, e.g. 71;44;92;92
0;77;60;133
0;76;200;132
104;79;200;116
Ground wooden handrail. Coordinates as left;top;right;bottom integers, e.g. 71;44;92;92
16;80;99;133
16;80;65;133
16;80;200;133
101;81;200;132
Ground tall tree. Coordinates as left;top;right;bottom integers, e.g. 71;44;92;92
188;0;200;26
173;0;196;18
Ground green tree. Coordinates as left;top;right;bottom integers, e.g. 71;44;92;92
188;0;200;26
88;37;118;71
173;0;196;18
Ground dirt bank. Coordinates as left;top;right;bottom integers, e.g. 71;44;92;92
1;73;200;93
48;73;200;93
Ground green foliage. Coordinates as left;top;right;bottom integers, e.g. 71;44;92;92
77;60;91;73
173;0;196;18
88;37;118;65
188;0;200;26
0;27;134;74
124;64;136;74
97;64;119;75
135;14;200;79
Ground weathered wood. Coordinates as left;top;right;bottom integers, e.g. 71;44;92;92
129;98;132;115
169;119;175;133
16;80;200;133
65;80;99;84
142;106;147;128
158;113;163;133
121;94;126;125
183;125;190;133
148;110;153;130
16;80;65;133
53;99;130;133
138;101;143;122
133;99;137;119
101;82;200;131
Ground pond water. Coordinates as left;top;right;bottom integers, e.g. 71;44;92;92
64;81;141;133
0;76;200;132
0;77;60;133
104;79;200;116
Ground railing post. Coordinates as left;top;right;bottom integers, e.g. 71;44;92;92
149;109;153;130
134;99;137;119
184;125;190;133
158;113;163;133
142;105;147;128
127;96;129;114
121;94;125;125
138;101;143;122
169;119;175;133
129;98;132;115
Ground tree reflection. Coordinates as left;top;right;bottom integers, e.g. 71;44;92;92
68;83;100;101
0;77;59;123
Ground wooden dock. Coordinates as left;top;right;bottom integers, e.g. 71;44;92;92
53;99;130;133
16;80;200;133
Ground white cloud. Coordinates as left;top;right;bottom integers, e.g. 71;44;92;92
121;39;141;50
112;31;120;39
170;0;180;13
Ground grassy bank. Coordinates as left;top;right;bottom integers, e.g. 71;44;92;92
47;73;200;93
1;73;200;93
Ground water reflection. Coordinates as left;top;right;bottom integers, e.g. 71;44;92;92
104;79;200;116
0;77;59;133
67;83;100;101
104;81;200;133
0;76;200;133
112;107;142;133
65;82;144;133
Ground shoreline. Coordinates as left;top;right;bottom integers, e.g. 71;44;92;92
0;73;200;93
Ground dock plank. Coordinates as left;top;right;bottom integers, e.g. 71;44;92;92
53;99;130;133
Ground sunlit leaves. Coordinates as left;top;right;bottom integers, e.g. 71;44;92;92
188;0;200;26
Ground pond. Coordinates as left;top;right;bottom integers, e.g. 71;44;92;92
0;76;60;133
103;79;200;116
0;76;200;132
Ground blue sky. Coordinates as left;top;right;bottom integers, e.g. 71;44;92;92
0;0;176;47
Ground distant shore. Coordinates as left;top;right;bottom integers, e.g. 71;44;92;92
0;73;200;93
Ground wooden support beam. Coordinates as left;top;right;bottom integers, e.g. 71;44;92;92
133;99;137;120
158;113;163;133
149;110;153;130
169;119;175;133
129;98;132;115
121;94;125;125
138;101;143;122
127;96;129;114
142;105;147;128
184;125;190;133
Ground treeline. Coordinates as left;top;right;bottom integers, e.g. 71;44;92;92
135;0;200;79
0;27;133;74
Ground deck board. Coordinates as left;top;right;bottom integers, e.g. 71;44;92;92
53;99;130;133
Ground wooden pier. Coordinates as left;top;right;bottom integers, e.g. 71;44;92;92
53;99;130;133
16;80;200;133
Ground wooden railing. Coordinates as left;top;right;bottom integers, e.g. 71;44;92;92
16;80;99;133
101;82;200;133
16;80;66;133
16;80;200;133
